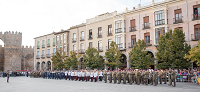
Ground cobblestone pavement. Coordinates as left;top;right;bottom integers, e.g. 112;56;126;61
0;76;199;92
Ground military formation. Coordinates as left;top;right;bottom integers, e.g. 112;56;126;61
29;68;176;87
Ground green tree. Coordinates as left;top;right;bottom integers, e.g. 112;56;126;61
51;51;64;70
83;47;104;70
105;41;121;69
64;51;81;70
156;29;191;69
129;39;154;69
185;41;200;67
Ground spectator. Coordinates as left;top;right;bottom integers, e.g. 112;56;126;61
194;10;198;19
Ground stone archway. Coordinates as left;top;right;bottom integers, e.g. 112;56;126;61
120;54;127;70
47;61;51;70
41;61;45;71
36;62;40;71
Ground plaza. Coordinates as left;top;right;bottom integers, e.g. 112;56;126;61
0;77;199;92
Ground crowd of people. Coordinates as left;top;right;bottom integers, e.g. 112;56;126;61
28;68;200;87
2;68;200;86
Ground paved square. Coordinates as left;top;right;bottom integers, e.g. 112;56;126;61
0;77;199;92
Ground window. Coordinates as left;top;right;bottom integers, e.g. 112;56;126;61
174;9;182;23
115;20;122;33
131;35;136;47
37;51;40;58
42;40;45;48
144;32;150;45
81;31;84;41
60;35;62;44
155;27;165;44
155;10;165;26
47;49;50;57
108;39;112;49
80;43;84;53
42;50;45;58
73;33;76;42
194;24;200;40
193;4;200;20
56;46;59;51
130;19;136;32
53;48;56;55
89;29;92;39
47;39;50;47
98;41;102;51
115;35;123;48
143;16;150;29
63;45;66;54
89;42;92;48
73;45;76;52
108;25;112;36
98;27;102;38
64;34;66;43
53;38;55;46
56;36;59;45
37;41;40;49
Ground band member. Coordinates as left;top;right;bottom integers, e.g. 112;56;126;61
94;70;98;82
68;70;71;80
99;70;103;81
86;70;90;81
75;70;78;81
90;70;94;82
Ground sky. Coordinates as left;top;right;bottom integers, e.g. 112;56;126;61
0;0;162;47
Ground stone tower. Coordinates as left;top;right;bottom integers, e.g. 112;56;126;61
0;31;22;71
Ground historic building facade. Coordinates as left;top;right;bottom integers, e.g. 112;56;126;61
34;0;200;70
0;31;34;72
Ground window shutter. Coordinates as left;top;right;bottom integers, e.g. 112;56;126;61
144;32;150;37
194;24;200;28
175;9;182;14
130;19;135;27
131;35;136;39
143;16;149;23
194;4;200;8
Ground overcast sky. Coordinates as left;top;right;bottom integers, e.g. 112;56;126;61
0;0;163;47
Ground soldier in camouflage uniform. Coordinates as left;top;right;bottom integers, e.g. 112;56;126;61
113;70;117;84
103;70;107;83
117;70;121;84
129;70;133;85
169;69;176;87
153;69;158;86
109;70;112;83
122;70;126;84
143;69;149;85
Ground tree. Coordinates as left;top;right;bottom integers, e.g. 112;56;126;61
51;51;65;70
64;51;81;70
156;29;191;69
129;39;154;69
105;41;121;69
83;47;104;70
185;41;200;67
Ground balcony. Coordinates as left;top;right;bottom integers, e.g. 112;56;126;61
78;49;85;54
46;54;51;58
115;28;123;34
191;34;200;41
72;38;76;43
97;33;103;38
41;55;45;59
88;35;93;40
53;43;55;46
155;19;165;26
145;40;152;46
143;22;150;30
173;16;183;24
129;26;136;32
47;44;50;47
128;42;135;48
98;47;103;52
42;45;45;48
80;37;84;41
36;55;40;59
107;31;113;36
117;43;123;48
52;53;55;56
192;14;200;21
37;46;40;49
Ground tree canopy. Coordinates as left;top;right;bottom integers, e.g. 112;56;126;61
51;51;65;70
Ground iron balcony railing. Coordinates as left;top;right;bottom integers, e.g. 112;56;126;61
192;14;200;21
128;42;135;48
72;38;76;43
107;31;113;36
78;49;85;54
143;22;150;30
98;47;103;52
129;26;136;32
155;19;165;26
145;40;152;46
88;35;93;40
46;54;51;58
36;55;40;59
115;28;122;33
117;43;123;48
97;33;103;38
191;34;200;41
80;37;84;41
173;16;183;24
41;55;45;58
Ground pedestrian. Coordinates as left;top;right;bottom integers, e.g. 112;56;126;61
7;70;10;83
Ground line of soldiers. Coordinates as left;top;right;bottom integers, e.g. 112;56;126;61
29;68;176;87
103;68;176;87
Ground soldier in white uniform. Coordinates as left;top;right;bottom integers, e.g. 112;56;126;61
90;70;94;82
99;70;103;81
71;70;74;81
94;70;98;82
65;71;68;80
78;71;81;81
68;70;71;80
75;70;78;81
81;70;85;81
86;70;90;82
